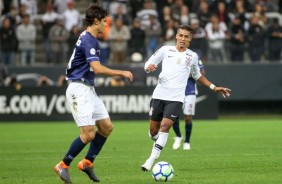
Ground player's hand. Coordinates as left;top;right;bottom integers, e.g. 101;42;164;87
121;71;133;82
145;64;157;73
214;87;231;98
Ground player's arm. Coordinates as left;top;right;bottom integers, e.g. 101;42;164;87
144;47;165;73
197;75;231;98
90;61;133;82
192;56;230;98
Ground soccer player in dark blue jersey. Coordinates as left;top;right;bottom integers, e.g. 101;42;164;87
172;59;205;150
54;4;133;183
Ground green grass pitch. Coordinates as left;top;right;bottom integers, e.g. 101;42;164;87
0;117;282;184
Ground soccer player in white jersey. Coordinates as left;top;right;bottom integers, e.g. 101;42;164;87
172;59;205;150
54;4;133;183
141;25;231;171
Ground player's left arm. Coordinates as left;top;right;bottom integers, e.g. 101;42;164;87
191;55;231;98
197;75;231;98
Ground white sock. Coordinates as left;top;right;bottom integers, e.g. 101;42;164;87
149;132;169;160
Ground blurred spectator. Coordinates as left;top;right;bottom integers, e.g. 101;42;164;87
67;25;81;59
216;1;231;27
0;18;17;65
197;1;212;28
163;18;177;46
5;6;21;29
179;5;191;25
62;1;81;32
231;0;250;31
108;17;131;64
190;18;208;62
112;4;130;25
170;0;188;22
41;3;59;63
21;0;38;15
136;0;159;30
229;0;253;12
205;15;227;63
229;16;246;62
144;15;162;58
253;3;268;28
109;0;127;16
18;3;28;19
0;0;19;15
0;63;9;86
247;15;265;62
155;0;174;25
159;6;172;27
4;73;22;90
128;18;146;60
49;18;69;64
52;0;68;14
266;18;282;62
16;14;36;65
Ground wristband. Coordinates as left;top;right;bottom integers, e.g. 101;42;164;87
209;84;216;90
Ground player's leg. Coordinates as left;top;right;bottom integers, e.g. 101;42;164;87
141;99;163;171
183;115;192;150
182;95;196;150
78;93;111;182
172;119;183;150
142;101;182;171
54;83;96;183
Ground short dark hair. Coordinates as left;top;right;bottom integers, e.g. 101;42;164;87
177;24;194;34
85;4;108;26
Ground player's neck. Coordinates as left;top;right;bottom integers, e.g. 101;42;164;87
175;46;187;52
86;26;98;37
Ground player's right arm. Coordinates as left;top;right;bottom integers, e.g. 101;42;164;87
90;61;133;82
144;47;165;73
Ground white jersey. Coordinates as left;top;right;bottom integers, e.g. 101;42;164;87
145;46;202;103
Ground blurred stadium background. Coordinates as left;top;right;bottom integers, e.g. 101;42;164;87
0;0;281;121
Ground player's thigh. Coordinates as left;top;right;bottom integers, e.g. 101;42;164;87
96;118;113;137
66;83;96;126
149;99;164;122
183;95;196;116
163;101;183;122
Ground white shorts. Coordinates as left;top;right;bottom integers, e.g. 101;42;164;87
66;82;109;127
182;95;196;116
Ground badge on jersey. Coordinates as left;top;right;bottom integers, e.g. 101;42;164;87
90;48;96;55
185;56;192;66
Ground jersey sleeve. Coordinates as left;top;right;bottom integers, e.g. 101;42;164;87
144;46;165;72
198;59;204;71
191;54;202;80
83;38;100;63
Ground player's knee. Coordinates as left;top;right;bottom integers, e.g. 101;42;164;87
184;115;192;124
149;128;158;137
100;123;113;137
80;131;95;143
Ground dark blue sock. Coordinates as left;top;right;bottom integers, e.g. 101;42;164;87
172;120;182;137
63;136;86;166
85;132;107;163
185;122;192;143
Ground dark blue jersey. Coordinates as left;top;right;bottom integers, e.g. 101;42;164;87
185;60;204;95
66;31;100;86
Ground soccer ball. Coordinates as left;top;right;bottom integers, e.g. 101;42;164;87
151;161;174;182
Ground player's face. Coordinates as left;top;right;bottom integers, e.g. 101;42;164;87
175;29;192;48
97;17;107;33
